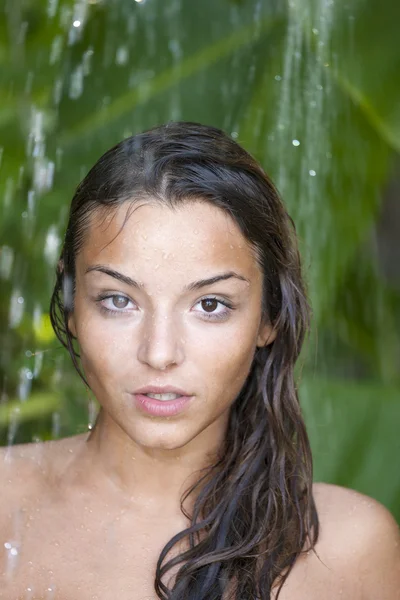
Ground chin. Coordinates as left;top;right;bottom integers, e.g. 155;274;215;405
127;426;196;452
139;436;193;452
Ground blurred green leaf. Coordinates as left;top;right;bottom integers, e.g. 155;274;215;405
301;375;400;521
60;16;280;145
0;392;61;427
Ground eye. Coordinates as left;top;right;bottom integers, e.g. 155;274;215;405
193;297;235;321
95;294;135;315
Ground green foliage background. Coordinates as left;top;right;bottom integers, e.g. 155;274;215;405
1;0;399;520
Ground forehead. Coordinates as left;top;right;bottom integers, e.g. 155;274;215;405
78;200;261;279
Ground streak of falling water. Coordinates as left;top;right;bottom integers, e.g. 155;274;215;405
272;0;336;327
269;0;336;444
276;0;335;233
165;0;183;121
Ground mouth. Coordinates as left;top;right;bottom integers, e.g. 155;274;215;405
133;385;193;397
132;393;194;417
139;392;184;401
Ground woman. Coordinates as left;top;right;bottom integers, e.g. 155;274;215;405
1;122;399;599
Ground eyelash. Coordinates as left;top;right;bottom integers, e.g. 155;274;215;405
95;293;236;322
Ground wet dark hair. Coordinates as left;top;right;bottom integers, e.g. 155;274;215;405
50;121;319;599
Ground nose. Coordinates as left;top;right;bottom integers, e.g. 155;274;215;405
137;311;185;370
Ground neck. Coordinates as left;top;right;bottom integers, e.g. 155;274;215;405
74;409;227;515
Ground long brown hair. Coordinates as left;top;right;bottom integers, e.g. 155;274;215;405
50;121;319;599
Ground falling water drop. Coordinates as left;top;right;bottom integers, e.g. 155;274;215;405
52;412;61;438
0;247;14;280
69;65;84;99
18;368;32;401
49;35;63;65
47;0;58;18
8;289;25;329
44;226;61;265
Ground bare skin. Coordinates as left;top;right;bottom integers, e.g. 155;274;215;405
1;200;399;599
1;436;399;600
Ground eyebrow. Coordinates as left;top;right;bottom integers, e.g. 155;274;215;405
84;264;250;292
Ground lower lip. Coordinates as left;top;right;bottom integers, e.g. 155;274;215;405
133;394;193;417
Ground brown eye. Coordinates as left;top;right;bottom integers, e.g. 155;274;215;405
201;298;218;313
112;295;129;309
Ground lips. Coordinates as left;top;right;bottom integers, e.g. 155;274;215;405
133;385;192;396
133;392;193;417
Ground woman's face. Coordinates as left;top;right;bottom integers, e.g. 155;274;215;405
68;200;276;452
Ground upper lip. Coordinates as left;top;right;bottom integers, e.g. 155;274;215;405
133;385;192;396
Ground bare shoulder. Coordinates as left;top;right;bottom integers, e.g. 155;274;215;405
312;481;399;540
0;441;46;488
311;482;400;600
0;434;87;506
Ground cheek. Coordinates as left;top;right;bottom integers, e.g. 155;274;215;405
199;330;257;407
75;312;131;383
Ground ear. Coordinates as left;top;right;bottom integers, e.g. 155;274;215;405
256;318;277;348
